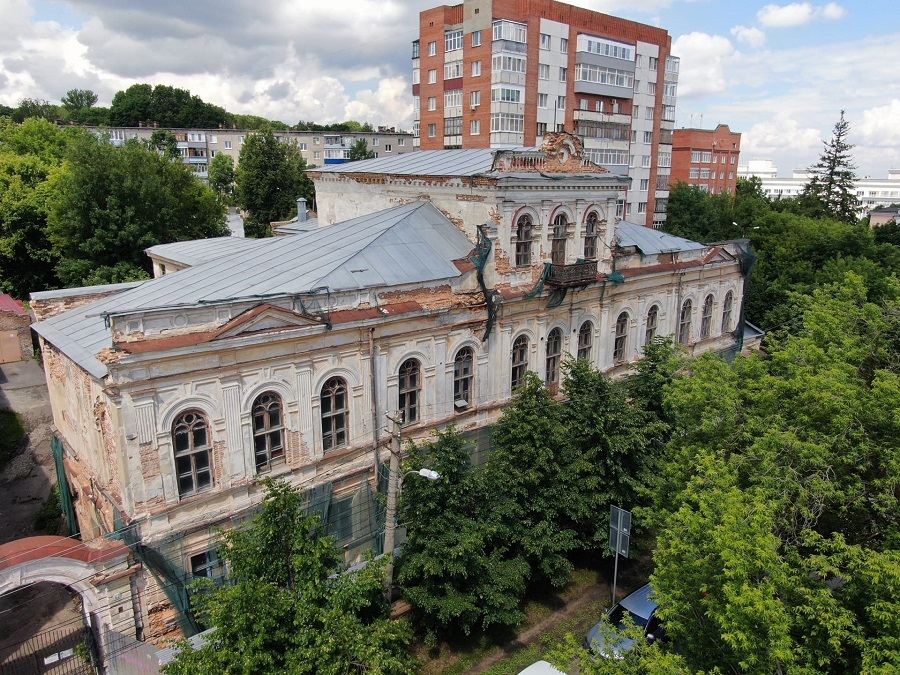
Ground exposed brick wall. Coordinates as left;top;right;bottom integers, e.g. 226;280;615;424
31;288;128;322
670;124;742;194
0;310;32;361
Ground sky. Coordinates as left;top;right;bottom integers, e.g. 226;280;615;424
1;0;897;177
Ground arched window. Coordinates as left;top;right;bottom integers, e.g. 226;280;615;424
515;214;532;266
577;321;593;361
700;294;714;339
645;305;659;345
511;335;529;390
613;312;629;362
551;213;567;264
546;328;562;385
252;392;284;472
584;211;599;260
321;377;348;452
454;347;474;407
173;411;212;497
722;290;734;333
678;300;693;344
398;359;420;424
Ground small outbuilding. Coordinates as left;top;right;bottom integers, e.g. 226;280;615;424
0;294;32;363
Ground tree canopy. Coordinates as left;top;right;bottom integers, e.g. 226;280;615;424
801;110;861;224
348;138;376;161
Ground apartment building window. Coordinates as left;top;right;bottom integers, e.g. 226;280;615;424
634;79;640;93
454;348;474;406
444;117;463;136
632;106;640;118
472;30;482;47
580;99;588;110
641;155;651;168
385;144;392;152
314;151;321;159
577;322;593;361
728;171;734;179
412;64;420;82
372;137;379;147
398;138;405;146
428;41;436;56
644;131;653;143
511;336;529;390
700;168;710;179
559;67;567;82
471;90;481;107
691;151;701;162
313;137;320;145
298;142;308;151
645;107;654;120
546;328;562;386
446;30;463;52
472;60;482;76
321;377;348;452
584;211;598;259
551;214;567;264
190;549;224;583
491;86;523;103
428;97;436;111
582;37;633;61
557;95;566;109
637;202;647;213
515;214;532;266
490;112;524;132
662;105;675;121
252;393;285;472
702;151;712;162
539;64;550;79
413;96;420;112
556;124;564;132
649;56;658;70
209;150;217;158
540;33;551;49
664;81;678;97
173;411;212;497
658;152;671;167
560;38;568;53
470;119;481;135
635;54;643;67
493;20;527;43
575;63;634;89
645;305;659;345
492;54;526;73
647;82;656;95
700;295;714;339
445;89;463;108
731;155;737;164
428;69;436;84
613;312;629;363
722;291;734;332
412;40;420;59
616;199;625;218
689;168;700;179
629;155;636;168
209;134;217;144
224;140;232;149
398;359;420;424
678;300;692;344
537;93;548;108
666;55;680;73
428;123;436;138
640;178;649;191
413;122;420;138
588;149;629;165
445;60;463;79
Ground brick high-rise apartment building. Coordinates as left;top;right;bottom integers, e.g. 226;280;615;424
412;0;680;228
670;124;742;195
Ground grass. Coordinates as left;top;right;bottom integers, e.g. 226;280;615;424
415;567;608;675
0;409;24;469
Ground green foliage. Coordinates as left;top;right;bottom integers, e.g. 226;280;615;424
208;153;235;201
0;409;24;468
235;127;314;238
397;428;528;645
147;129;179;160
60;89;98;111
348;138;376;161
801;110;861;224
163;479;416;675
33;484;62;535
48;133;227;286
664;182;740;242
109;83;229;129
551;624;691;674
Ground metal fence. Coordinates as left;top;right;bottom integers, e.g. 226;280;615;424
0;623;95;675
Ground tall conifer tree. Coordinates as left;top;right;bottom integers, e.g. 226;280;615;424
801;110;861;223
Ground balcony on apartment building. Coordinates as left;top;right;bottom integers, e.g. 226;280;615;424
545;260;598;288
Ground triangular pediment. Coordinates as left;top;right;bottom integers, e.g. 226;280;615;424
704;247;738;265
214;304;325;340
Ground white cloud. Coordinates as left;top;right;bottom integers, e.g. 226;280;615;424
730;25;766;48
742;116;822;161
757;2;847;28
671;32;734;98
859;100;900;148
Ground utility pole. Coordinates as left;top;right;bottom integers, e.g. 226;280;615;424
383;411;402;599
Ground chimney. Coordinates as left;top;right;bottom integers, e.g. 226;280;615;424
297;198;307;222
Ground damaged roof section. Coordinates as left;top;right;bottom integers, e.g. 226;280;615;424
616;221;707;255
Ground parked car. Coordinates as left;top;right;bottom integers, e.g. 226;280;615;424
518;660;566;674
585;583;664;658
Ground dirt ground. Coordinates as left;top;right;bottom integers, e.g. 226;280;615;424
0;360;85;663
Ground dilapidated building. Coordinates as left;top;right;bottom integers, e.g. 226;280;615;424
30;133;751;645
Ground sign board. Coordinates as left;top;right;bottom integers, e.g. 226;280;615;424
608;505;631;559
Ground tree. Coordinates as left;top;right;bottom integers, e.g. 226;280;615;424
163;479;416;674
147;129;179;160
109;83;153;127
11;98;60;123
236;126;314;238
48;134;227;286
60;89;98;111
801;110;861;224
208;153;235;202
397;428;529;645
348;138;376;161
664;182;738;242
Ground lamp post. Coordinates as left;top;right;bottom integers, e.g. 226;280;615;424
383;412;440;599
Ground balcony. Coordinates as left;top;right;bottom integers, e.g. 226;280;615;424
573;110;631;126
546;260;597;288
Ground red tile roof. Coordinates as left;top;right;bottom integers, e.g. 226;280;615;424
0;294;27;316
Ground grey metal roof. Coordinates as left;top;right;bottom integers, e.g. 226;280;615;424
616;221;706;255
274;217;320;235
313;150;498;177
33;201;474;379
145;236;259;267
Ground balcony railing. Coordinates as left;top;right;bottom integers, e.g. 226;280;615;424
546;260;597;288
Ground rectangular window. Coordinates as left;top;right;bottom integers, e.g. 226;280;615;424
493;20;527;43
413;95;420;111
444;116;462;136
490;112;525;133
589;149;629;165
540;33;551;49
580;98;588;110
299;142;308;150
472;60;482;76
428;123;436;138
313;137;320;145
444;60;463;79
713;155;718;163
689;168;699;179
720;171;725;179
412;68;420;84
428;69;436;84
224;141;232;149
398;138;405;146
644;131;653;143
444;89;463;108
491;86;523;103
190;550;225;583
658;152;671;167
632;105;640;118
731;155;736;164
635;54;643;68
412;40;420;59
640;178;649;191
471;119;481;135
314;151;321;159
700;168;710;179
536;122;547;135
575;63;634;89
209;135;217;144
472;30;482;47
559;67;567;82
581;36;633;60
557;95;566;109
634;79;640;93
631;130;638;143
616;199;625;218
664;81;677;97
445;30;463;52
492;54;527;73
384;144;391;152
471;90;481;107
649;56;658;70
728;171;734;179
428;97;436;111
538;93;548;108
662;105;675;121
702;151;712;162
645;107;654;119
638;202;647;214
560;37;568;53
412;121;420;138
641;155;651;167
428;41;436;56
647;82;656;95
372;137;379;147
539;64;550;79
691;151;701;163
239;135;246;144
